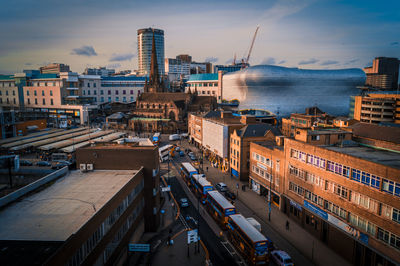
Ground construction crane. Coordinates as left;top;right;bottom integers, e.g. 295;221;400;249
242;26;260;69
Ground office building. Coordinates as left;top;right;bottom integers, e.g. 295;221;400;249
176;54;192;63
39;63;70;74
364;57;399;90
249;128;400;265
83;67;115;77
0;74;22;107
165;58;190;81
98;76;146;104
190;61;212;74
187;72;223;102
230;123;282;181
137;28;164;76
350;92;400;124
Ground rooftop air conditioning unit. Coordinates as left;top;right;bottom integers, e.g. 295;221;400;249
80;164;87;172
86;164;94;171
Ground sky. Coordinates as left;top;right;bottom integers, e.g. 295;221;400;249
0;0;399;74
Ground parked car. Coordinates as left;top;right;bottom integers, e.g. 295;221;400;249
20;160;33;166
225;190;236;200
189;155;197;161
215;182;228;192
36;161;51;167
271;250;294;266
180;198;189;208
179;151;185;157
188;152;195;157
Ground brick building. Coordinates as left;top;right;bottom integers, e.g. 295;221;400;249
249;128;400;265
230;123;282;181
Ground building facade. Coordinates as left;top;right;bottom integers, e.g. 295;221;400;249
137;28;165;76
350;92;400;124
281;107;329;137
230;123;282;181
187;72;223;102
99;76;145;104
39;63;70;74
364;57;399;90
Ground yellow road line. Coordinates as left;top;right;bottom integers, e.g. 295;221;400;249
171;228;190;240
161;174;180;220
200;239;210;260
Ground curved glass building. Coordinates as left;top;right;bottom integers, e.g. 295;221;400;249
137;28;165;76
223;65;366;116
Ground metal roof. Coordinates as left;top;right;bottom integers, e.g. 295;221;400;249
229;214;268;243
0;170;138;241
208;190;235;210
188;73;218;82
60;132;125;153
0;129;62;145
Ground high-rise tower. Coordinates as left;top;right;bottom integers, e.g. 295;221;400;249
137;28;165;76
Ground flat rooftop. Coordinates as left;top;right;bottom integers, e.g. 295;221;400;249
0;170;138;241
325;145;400;169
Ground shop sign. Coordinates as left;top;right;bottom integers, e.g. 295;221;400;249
303;200;328;220
290;199;302;211
327;214;368;244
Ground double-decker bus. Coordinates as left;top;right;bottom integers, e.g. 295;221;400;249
159;144;173;162
180;162;198;186
152;132;161;145
206;190;236;228
191;174;213;204
227;214;271;265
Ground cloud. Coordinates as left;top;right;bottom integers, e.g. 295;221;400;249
205;57;218;63
261;57;276;65
24;62;33;66
261;0;314;22
390;41;399;46
320;60;339;66
278;60;286;64
298;58;319;65
106;63;121;69
109;53;135;62
71;45;97;56
343;59;359;65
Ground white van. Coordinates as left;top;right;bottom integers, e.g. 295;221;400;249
246;217;262;232
169;134;181;141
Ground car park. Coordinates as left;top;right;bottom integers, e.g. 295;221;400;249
271;250;294;266
180;198;189;208
20;160;33;166
225;190;236;200
215;182;228;192
36;161;51;167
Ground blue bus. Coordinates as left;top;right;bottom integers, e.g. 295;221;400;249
180;162;198;186
206;190;236;228
227;214;271;265
191;174;213;204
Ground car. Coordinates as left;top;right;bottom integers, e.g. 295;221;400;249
188;152;195;157
179;151;185;157
179;198;189;208
175;146;180;152
225;190;236;200
36;161;51;167
189;155;197;161
271;250;294;266
215;182;228;192
19;160;33;166
186;149;192;154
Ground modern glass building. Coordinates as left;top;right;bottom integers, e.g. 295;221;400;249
223;65;366;117
137;28;165;76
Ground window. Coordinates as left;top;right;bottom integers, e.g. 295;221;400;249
130;96;134;102
88;90;91;95
27;90;29;96
100;90;104;95
392;208;400;224
42;90;44;96
101;97;104;102
27;98;30;104
12;90;15;96
130;90;133;94
108;90;111;95
116;97;119;102
50;90;53;96
83;90;86;95
311;135;320;141
13;98;16;104
108;97;111;102
94;90;97;95
123;90;126;95
35;98;37;104
94;83;96;87
382;179;395;194
42;99;45;105
123;96;126;102
116;90;119;95
50;99;53;105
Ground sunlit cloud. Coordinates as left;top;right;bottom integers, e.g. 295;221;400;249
109;53;135;62
298;58;319;65
71;46;97;57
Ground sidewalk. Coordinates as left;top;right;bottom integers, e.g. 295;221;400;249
180;140;350;266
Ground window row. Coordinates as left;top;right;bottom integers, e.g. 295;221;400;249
0;90;16;96
26;90;53;96
26;98;54;105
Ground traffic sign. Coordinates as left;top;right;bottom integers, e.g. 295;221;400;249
161;185;171;192
187;229;198;244
129;243;150;252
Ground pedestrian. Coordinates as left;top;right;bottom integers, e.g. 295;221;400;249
286;220;290;231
